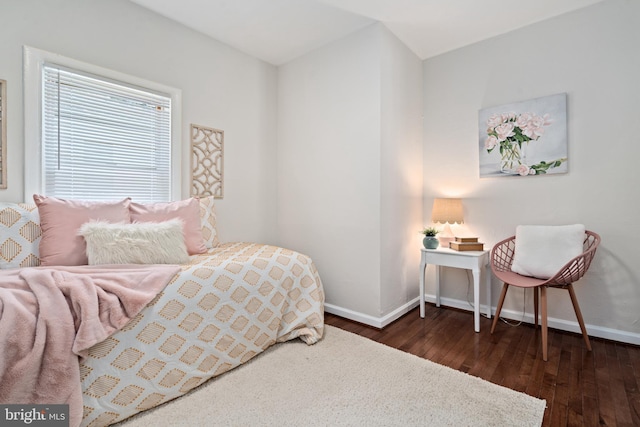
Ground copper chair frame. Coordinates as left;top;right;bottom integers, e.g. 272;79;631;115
490;231;600;361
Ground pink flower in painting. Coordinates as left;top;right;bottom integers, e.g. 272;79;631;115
485;135;499;150
501;112;516;122
487;114;503;129
516;164;532;176
523;115;547;139
495;123;515;142
515;112;532;129
522;125;536;139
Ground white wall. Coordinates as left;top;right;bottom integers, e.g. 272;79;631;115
422;0;640;343
277;25;382;317
277;24;423;322
0;0;278;244
379;27;423;315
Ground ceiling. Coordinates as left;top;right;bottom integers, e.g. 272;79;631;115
130;0;606;65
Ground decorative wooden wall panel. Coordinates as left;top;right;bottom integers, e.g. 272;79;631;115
190;124;223;199
0;80;6;189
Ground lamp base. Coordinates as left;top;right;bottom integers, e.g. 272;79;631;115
437;223;455;249
437;236;454;248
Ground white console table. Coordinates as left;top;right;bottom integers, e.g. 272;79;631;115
419;247;491;332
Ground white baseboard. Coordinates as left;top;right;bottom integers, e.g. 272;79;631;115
324;298;420;329
325;294;640;346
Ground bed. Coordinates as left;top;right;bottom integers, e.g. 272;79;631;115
0;198;325;427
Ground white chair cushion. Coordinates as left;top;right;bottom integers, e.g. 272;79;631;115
511;224;586;279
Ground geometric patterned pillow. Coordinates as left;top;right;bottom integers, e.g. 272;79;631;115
198;196;220;249
0;202;42;269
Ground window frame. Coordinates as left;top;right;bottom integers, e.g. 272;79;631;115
23;45;182;202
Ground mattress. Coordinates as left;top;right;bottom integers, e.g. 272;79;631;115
79;242;325;426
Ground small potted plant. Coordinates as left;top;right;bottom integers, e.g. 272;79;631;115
421;227;440;249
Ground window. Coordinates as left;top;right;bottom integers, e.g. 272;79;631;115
24;46;181;202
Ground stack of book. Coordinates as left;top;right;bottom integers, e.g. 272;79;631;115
449;237;484;251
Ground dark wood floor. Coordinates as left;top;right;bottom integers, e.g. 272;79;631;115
324;305;640;427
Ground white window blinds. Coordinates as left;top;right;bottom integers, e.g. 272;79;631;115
42;65;172;202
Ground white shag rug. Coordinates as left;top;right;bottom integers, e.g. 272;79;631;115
115;325;545;426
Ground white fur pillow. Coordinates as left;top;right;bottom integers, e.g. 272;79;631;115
511;224;586;279
79;219;189;265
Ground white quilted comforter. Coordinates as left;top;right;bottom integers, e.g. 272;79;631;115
79;242;325;426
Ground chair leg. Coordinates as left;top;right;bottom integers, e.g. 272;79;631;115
567;284;592;352
491;283;509;334
541;286;548;361
533;287;539;329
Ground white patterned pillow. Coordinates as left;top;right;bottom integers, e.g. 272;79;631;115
0;203;42;269
199;196;220;249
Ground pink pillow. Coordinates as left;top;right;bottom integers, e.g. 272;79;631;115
33;195;131;266
129;198;206;255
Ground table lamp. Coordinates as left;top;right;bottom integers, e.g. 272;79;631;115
431;198;464;248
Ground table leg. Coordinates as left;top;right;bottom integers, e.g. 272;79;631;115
420;258;426;318
472;267;480;332
485;259;491;319
435;265;441;308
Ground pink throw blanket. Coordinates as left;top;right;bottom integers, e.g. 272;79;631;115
0;265;180;427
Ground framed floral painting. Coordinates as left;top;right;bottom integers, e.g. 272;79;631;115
478;93;567;178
